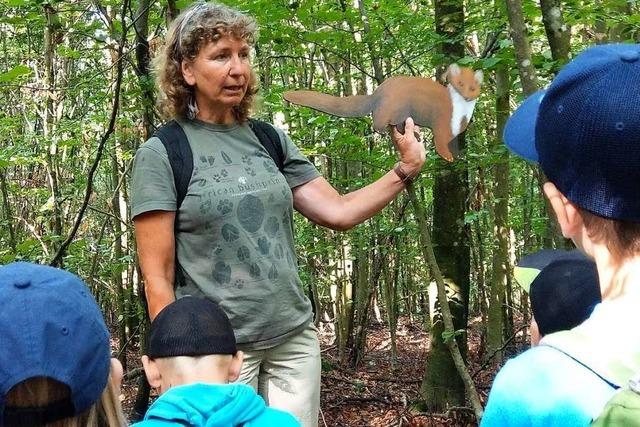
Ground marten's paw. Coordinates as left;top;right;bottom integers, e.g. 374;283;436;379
435;144;454;162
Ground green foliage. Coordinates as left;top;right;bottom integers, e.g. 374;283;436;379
0;0;634;407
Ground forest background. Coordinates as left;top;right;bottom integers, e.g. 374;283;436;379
0;0;638;425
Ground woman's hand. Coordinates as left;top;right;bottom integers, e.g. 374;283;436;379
390;117;426;178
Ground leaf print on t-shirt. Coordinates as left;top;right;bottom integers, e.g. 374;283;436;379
265;216;280;238
221;224;240;242
249;262;261;279
268;263;278;280
213;261;231;284
274;244;284;260
237;195;264;233
237;246;250;262
257;236;271;255
221;151;233;164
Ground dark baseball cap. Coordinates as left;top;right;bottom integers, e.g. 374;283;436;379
504;44;640;221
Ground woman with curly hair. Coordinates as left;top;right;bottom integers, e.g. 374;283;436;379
131;2;425;426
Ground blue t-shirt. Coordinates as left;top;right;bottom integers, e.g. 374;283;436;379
482;345;615;426
483;297;640;426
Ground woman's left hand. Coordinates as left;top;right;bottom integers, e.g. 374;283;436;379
390;117;425;178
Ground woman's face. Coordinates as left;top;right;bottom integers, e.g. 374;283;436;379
182;35;251;122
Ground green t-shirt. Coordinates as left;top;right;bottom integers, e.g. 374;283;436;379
131;118;321;348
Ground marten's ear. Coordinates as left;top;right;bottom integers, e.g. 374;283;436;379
447;63;461;79
474;70;484;85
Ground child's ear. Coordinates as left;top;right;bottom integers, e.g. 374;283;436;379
543;182;582;238
110;358;124;393
228;351;244;383
141;355;163;389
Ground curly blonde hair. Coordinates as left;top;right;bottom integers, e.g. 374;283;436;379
153;1;259;122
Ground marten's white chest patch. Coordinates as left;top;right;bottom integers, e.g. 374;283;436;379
448;85;477;136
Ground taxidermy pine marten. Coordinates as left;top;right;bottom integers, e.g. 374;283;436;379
284;64;483;162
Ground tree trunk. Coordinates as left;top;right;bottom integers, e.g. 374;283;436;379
43;3;64;252
486;65;510;363
504;0;539;96
421;0;472;413
134;0;153;140
539;0;571;68
0;170;16;252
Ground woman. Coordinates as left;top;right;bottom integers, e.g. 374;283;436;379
131;2;425;426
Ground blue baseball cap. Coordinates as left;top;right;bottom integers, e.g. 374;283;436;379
0;262;110;424
504;44;640;221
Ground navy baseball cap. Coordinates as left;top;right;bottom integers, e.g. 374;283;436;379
504;44;640;221
530;258;601;336
147;296;237;358
514;249;589;293
0;262;110;424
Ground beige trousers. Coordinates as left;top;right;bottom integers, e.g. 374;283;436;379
237;323;321;427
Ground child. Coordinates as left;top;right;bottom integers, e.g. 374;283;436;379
135;296;300;426
482;44;640;425
515;250;601;345
0;262;126;426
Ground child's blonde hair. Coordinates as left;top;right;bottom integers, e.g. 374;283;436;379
4;373;126;426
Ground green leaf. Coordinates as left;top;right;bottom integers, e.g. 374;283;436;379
0;65;32;83
482;57;502;68
175;0;192;9
442;329;465;343
5;0;29;6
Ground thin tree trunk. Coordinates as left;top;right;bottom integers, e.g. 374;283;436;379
355;0;384;84
134;0;153;140
539;0;571;68
43;3;64;250
0;170;16;252
504;0;539;96
111;151;128;372
407;183;483;422
487;65;510;363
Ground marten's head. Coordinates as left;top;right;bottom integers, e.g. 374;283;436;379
444;64;483;101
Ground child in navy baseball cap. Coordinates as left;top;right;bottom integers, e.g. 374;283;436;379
483;44;640;426
514;249;601;346
134;296;299;426
0;262;126;426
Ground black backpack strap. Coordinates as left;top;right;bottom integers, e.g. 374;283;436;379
154;120;193;211
248;118;285;173
152;120;192;289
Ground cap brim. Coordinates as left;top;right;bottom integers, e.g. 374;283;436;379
503;90;546;163
514;249;589;293
513;266;539;293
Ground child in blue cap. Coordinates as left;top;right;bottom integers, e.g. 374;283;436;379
0;262;126;426
482;43;640;426
134;296;300;427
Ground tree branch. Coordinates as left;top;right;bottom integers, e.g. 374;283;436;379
49;0;130;267
405;182;484;421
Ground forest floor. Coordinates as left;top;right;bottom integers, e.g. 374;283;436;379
118;315;527;427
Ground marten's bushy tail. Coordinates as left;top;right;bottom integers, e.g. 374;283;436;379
284;91;374;118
